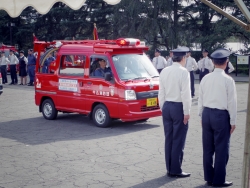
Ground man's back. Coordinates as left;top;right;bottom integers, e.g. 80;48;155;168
198;68;237;124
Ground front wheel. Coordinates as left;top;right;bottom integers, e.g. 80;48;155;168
92;104;111;128
41;99;58;120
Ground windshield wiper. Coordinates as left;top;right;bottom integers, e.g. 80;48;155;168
124;77;149;83
124;78;134;83
151;75;159;78
132;77;150;81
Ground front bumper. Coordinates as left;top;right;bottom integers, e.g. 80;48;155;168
118;99;161;121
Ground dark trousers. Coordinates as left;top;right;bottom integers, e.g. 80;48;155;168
199;69;209;82
190;71;195;97
0;65;8;83
28;65;35;84
157;69;163;73
202;107;230;185
10;64;18;84
162;101;188;174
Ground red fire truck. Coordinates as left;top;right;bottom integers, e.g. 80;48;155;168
34;38;161;127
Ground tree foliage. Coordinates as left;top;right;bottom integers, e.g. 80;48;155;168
0;0;249;55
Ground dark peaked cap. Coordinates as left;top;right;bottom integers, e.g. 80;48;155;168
172;46;189;56
155;48;161;53
210;48;230;60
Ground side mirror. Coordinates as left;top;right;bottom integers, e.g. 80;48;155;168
104;72;112;81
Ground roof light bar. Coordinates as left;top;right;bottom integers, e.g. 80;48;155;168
116;38;141;46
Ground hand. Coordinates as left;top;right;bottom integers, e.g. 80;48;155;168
183;115;190;125
230;125;236;134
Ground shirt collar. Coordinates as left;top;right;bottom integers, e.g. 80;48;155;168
172;62;182;67
214;68;225;73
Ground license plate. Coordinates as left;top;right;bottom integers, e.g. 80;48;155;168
146;98;157;107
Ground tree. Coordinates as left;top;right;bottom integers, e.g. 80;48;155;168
181;0;250;53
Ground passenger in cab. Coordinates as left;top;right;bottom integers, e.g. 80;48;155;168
94;59;112;77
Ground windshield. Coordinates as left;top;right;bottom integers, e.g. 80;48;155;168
112;54;159;81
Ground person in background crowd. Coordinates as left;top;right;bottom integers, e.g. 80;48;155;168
18;50;28;85
8;49;19;85
167;50;173;66
152;48;167;73
0;51;10;84
185;50;198;98
27;49;37;86
197;49;214;82
225;58;235;74
158;46;191;178
54;50;58;60
42;53;55;73
198;48;237;187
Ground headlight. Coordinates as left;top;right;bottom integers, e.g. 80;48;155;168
125;90;136;100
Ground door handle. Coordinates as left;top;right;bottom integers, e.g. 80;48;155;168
87;82;92;85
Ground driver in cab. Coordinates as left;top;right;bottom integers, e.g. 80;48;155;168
94;59;112;77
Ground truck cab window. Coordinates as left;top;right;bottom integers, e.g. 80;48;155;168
59;55;85;77
90;57;112;77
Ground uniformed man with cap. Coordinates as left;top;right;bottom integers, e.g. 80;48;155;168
158;46;191;178
152;48;167;73
185;49;198;98
0;51;10;84
8;49;19;85
198;48;237;187
27;49;36;86
198;49;214;82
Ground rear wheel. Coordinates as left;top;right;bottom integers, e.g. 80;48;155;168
41;99;58;120
92;104;111;128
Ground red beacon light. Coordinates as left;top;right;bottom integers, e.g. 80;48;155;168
116;38;141;46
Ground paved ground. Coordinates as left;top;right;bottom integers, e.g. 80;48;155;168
0;74;248;188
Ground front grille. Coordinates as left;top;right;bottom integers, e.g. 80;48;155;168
141;104;160;111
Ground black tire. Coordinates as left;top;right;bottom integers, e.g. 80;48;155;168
137;118;149;122
92;104;111;128
41;99;58;120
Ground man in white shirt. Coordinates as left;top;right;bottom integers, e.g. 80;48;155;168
152;49;167;73
167;50;173;67
158;46;191;178
8;49;19;85
198;48;237;187
198;49;214;82
224;59;235;74
185;50;198;98
0;51;10;84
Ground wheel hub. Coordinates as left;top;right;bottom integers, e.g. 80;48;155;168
95;109;106;124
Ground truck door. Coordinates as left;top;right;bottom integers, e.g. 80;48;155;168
56;54;87;113
84;55;118;117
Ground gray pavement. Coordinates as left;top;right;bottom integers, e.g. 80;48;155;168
0;74;248;188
